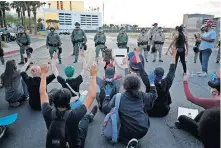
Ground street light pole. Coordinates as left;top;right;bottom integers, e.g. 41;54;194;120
103;1;104;26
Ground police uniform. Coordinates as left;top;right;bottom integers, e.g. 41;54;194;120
152;27;165;62
46;26;62;64
94;28;106;58
147;23;158;46
71;22;87;63
16;27;31;64
117;27;129;52
137;28;149;62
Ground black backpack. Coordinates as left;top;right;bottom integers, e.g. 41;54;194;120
99;81;117;109
46;110;71;148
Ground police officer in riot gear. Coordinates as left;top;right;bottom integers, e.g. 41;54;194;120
71;22;87;63
137;28;149;62
152;27;165;62
94;27;106;58
46;25;62;64
16;26;31;65
117;27;129;52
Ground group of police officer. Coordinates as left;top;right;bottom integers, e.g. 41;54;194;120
15;22;166;65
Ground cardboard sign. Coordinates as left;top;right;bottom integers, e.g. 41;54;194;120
112;48;127;65
178;107;199;119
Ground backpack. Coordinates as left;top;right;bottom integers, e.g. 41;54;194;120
102;93;121;143
46;110;71;148
99;81;117;106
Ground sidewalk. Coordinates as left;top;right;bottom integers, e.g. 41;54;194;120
3;36;46;57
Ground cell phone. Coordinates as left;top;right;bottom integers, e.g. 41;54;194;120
115;55;125;57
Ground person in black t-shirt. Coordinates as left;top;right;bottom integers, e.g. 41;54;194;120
20;58;56;110
40;63;98;148
54;54;87;97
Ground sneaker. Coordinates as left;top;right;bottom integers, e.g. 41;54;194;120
152;59;156;62
89;105;98;122
126;138;139;148
159;59;163;62
198;72;208;77
18;62;25;65
0;126;6;139
197;71;202;74
9;102;20;107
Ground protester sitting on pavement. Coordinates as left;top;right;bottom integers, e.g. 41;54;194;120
147;50;176;117
167;26;189;75
40;63;98;148
55;53;87;97
175;74;220;139
1;60;29;107
198;107;220;148
198;20;217;77
20;57;56;110
102;51;158;145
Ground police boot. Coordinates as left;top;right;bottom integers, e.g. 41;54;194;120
18;61;25;65
24;58;28;63
72;53;75;56
59;59;62;64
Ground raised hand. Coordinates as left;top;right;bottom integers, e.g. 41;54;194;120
147;71;155;85
40;64;49;75
90;64;98;77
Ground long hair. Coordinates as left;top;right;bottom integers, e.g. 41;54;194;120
3;60;17;87
123;74;141;97
176;26;185;45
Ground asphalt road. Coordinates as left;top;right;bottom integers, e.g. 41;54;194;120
0;34;220;148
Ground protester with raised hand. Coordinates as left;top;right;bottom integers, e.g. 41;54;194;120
174;73;220;139
20;57;56;110
102;52;158;146
1;60;29;107
55;52;87;97
40;63;98;148
147;49;176;117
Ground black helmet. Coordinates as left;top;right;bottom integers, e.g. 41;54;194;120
75;22;80;26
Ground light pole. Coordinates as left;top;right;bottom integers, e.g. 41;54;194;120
103;1;104;27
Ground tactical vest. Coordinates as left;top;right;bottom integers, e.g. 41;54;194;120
118;33;127;43
139;33;149;42
154;33;164;42
18;33;28;44
95;33;105;43
48;33;59;45
73;29;84;41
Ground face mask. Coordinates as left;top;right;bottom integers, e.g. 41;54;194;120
76;27;80;29
142;31;145;34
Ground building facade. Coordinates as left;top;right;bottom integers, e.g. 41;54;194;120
183;14;214;30
42;8;102;31
48;1;84;11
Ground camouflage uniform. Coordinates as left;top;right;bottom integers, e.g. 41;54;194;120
16;30;31;64
117;27;129;52
71;24;87;63
94;29;106;58
152;27;165;62
46;27;62;64
137;29;149;61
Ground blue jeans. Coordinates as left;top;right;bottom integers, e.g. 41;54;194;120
21;78;29;97
199;49;212;72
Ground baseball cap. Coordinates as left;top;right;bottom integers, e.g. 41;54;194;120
64;66;75;78
206;20;214;27
208;81;220;92
154;67;164;81
105;68;115;79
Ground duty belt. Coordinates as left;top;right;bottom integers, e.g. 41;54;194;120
48;43;59;47
138;41;148;46
95;42;105;46
154;41;164;45
117;42;127;46
73;39;84;44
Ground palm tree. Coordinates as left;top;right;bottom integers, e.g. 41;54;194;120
31;1;46;35
11;1;22;25
0;10;3;27
0;1;10;27
24;1;32;33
